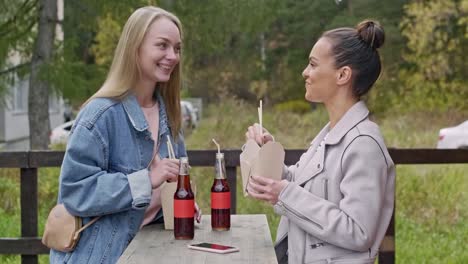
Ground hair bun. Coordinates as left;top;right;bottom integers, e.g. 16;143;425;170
356;20;385;49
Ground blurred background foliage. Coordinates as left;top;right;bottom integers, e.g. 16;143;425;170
1;0;466;111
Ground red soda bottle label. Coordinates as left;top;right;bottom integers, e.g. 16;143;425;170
174;199;194;218
211;192;230;209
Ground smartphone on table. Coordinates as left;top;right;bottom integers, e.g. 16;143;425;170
188;242;239;254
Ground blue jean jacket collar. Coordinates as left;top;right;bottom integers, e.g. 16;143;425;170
156;92;170;137
121;92;170;136
122;94;148;132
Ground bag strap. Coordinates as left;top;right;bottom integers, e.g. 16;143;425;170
73;217;101;240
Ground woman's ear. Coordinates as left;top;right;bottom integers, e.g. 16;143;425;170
336;66;352;86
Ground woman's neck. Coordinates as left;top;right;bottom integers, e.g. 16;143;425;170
325;96;358;129
134;79;157;107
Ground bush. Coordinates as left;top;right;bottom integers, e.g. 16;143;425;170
274;100;313;114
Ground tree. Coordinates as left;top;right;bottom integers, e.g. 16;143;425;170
28;0;57;149
399;0;467;111
53;0;158;105
0;0;37;98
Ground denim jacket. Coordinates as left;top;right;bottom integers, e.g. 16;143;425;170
50;93;187;264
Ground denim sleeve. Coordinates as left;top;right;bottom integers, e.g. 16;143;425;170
59;123;151;217
127;169;152;208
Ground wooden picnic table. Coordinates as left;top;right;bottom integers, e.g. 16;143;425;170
117;214;278;264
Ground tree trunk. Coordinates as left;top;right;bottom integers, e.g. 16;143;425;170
348;0;354;17
28;0;57;150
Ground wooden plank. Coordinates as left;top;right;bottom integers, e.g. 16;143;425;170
380;236;395;252
223;150;242;167
0;152;28;168
118;215;277;264
0;238;49;254
380;198;395;263
389;148;468;164
21;169;38;237
187;149;306;167
21;255;38;264
28;151;64;167
379;234;395;263
378;252;395;264
187;150;218;166
3;149;468;169
21;168;39;264
285;149;468;165
284;149;304;165
187;150;242;167
226;167;237;214
386;213;395;236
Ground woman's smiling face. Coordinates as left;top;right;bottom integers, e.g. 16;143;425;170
138;16;181;84
301;37;340;103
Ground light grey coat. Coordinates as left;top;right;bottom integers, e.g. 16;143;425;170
274;101;395;264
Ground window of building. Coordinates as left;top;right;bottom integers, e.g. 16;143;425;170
13;77;28;112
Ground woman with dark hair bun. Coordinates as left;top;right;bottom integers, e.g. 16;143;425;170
245;20;395;264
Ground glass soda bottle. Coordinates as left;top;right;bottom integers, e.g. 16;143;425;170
174;157;194;239
211;152;231;231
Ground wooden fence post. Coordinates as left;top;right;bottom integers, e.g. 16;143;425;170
226;166;237;214
20;168;39;264
379;213;395;263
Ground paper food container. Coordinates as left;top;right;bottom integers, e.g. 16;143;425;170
160;182;177;230
239;139;285;196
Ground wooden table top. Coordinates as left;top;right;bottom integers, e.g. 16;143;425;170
117;214;278;264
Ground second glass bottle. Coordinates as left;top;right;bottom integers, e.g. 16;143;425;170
211;152;231;231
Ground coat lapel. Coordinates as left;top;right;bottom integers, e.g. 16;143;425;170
324;101;369;145
294;101;370;187
294;125;330;186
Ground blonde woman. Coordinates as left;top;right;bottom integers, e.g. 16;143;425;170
246;20;395;263
50;6;200;263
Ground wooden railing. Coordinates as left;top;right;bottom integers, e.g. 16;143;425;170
1;149;467;264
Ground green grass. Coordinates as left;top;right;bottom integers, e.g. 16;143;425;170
0;168;60;264
1;99;467;263
395;165;467;263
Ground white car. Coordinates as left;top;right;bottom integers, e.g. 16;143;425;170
437;120;468;149
50;120;74;145
181;100;199;129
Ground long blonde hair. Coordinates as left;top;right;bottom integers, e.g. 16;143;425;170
86;6;183;138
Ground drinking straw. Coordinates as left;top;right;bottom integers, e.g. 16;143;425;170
258;100;263;143
212;139;222;174
166;135;175;159
212;138;221;154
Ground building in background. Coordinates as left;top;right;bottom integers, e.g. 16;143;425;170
0;0;65;150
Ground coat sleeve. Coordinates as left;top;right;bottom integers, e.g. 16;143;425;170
274;135;389;251
282;165;296;181
59;122;152;217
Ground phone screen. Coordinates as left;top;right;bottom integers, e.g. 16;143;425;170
192;243;234;250
188;242;239;254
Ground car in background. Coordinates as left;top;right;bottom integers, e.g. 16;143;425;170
50;101;200;145
50;120;74;145
181;100;199;130
436;120;468;149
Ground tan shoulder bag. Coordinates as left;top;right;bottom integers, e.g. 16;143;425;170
41;204;100;252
